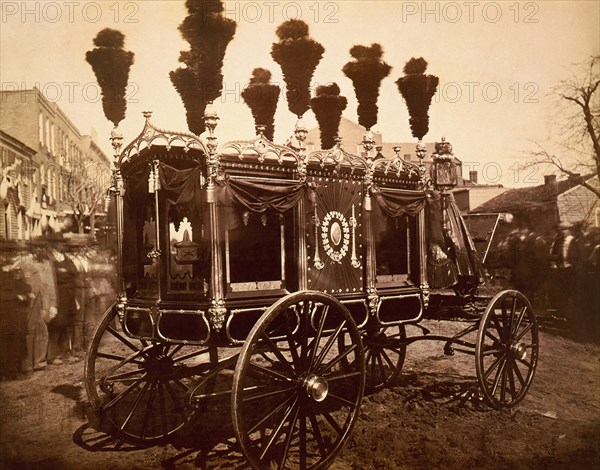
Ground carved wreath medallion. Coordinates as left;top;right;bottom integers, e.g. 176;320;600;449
321;210;350;263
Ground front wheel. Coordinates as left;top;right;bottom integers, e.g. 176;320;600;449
475;290;539;409
232;291;365;469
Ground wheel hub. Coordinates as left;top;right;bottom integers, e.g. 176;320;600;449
144;354;176;377
303;374;328;402
510;342;527;361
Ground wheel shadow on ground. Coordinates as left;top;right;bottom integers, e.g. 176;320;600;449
70;371;488;466
391;371;490;411
70;379;249;468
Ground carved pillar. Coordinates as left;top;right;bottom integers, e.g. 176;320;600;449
204;106;226;332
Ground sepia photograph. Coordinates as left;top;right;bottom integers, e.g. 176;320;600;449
1;1;599;468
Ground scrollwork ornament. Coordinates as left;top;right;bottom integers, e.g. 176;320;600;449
209;300;227;332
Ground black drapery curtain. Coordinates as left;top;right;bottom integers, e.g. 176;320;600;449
158;163;204;207
373;188;427;218
425;191;485;289
217;178;308;214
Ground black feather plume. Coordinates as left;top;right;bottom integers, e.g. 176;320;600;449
85;29;134;127
310;83;347;150
241;68;280;141
170;0;236;135
396;57;439;140
271;20;324;118
342;44;391;130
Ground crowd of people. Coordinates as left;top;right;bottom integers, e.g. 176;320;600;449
498;222;600;340
0;241;117;380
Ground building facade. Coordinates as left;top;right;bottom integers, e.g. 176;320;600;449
0;88;111;240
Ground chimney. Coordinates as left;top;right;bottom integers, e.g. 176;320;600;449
469;170;478;184
544;174;557;185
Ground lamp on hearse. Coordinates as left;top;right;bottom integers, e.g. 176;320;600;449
431;137;458;191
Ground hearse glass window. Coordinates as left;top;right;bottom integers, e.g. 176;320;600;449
373;207;418;287
122;192;158;297
166;202;209;297
225;209;285;293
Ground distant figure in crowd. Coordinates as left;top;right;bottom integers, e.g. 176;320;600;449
548;222;580;324
0;245;32;379
48;246;80;364
499;226;548;308
20;246;57;373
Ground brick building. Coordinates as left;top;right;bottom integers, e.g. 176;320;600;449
0;88;111;240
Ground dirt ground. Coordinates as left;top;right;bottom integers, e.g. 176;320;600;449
1;318;599;470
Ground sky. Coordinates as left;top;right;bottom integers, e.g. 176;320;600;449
1;1;598;187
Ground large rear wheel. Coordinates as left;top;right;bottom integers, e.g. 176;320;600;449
232;291;365;469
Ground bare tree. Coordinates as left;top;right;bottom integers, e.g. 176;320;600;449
62;154;110;235
526;56;600;198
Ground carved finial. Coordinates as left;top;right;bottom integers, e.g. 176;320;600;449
143;111;153;120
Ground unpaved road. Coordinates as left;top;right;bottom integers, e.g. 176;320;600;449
1;319;599;469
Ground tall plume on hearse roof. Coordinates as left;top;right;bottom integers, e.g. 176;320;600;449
342;43;392;132
271;19;325;120
85;28;135;128
396;57;439;141
241;68;281;141
170;0;237;136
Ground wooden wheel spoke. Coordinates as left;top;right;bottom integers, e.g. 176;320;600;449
158;383;168;438
284;327;301;369
511;358;527;388
507;359;518;400
299;407;307;469
102;347;150;380
277;403;300;470
317;343;357;376
299;301;312;367
172;347;210;364
481;347;504;357
511;306;527;339
324;371;362;382
107;326;146;355
96;351;143;364
172;378;189;392
102;375;147;411
106;368;146;382
514;322;534;343
379;349;396;370
376;352;387;382
259;398;298;461
509;296;518;336
260;333;296;377
312;319;347;372
140;382;156;439
516;357;533;370
308;411;329;458
490;314;507;342
483;353;504;380
120;381;151;430
328;392;357;408
499;363;509;402
243;386;296;403
248;393;296;435
490;358;507;396
167;344;184;358
320;410;342;435
248;362;295;383
484;329;502;346
308;305;329;369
